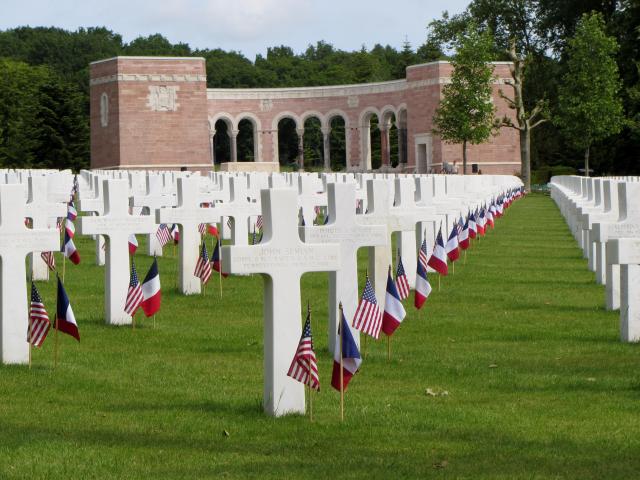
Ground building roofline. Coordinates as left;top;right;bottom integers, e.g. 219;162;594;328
90;56;205;65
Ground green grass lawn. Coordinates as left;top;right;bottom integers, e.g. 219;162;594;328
1;194;639;479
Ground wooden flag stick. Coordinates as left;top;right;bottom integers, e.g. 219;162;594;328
132;311;136;331
464;249;467;265
363;334;368;359
339;302;344;422
438;274;441;292
54;317;59;369
387;335;391;362
452;261;455;275
62;255;66;283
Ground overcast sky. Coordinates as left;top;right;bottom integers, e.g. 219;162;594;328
1;0;471;60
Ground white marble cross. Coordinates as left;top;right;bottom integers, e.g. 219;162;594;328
157;176;222;295
223;177;261;245
361;179;415;302
607;238;640;342
222;188;340;417
301;182;386;354
78;179;156;325
0;184;60;364
78;175;106;266
25;175;67;281
130;174;175;256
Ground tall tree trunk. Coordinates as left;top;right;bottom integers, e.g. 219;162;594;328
462;140;467;175
520;126;531;192
584;145;590;177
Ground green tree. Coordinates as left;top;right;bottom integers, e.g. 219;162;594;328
555;12;624;176
433;24;497;174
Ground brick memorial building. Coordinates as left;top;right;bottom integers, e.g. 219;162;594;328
90;56;519;174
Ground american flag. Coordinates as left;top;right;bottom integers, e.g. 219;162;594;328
395;256;410;300
352;275;383;339
198;223;206;235
418;236;429;272
255;215;263;231
28;283;50;348
226;217;233;229
40;251;56;271
124;259;143;316
286;311;320;390
194;240;212;285
156;223;172;247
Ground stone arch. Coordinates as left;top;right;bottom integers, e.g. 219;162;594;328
300;110;325;128
210;114;234;164
380;107;398;168
301;111;324;170
235;112;262;162
209;113;233;132
325;109;350;171
359;108;381;170
396;106;408;166
271;111;302;131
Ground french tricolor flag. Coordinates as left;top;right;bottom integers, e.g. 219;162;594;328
170;224;180;244
458;217;470;250
140;258;161;317
415;255;432;309
468;212;477;239
427;227;448;276
331;309;362;392
64;218;75;239
128;234;138;255
66;202;77;221
486;206;495;228
381;268;406;336
56;276;79;341
445;224;460;262
62;230;81;265
477;209;486;236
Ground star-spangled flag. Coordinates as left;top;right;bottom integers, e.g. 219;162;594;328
395;255;410;301
418;236;429;273
382;268;407;336
226;217;233;230
415;250;432;310
212;238;228;278
351;275;383;339
198;223;206;235
128;234;138;255
331;308;362;391
458;217;470;250
40;251;56;271
251;225;257;245
28;282;50;348
194;240;212;285
124;258;143;316
299;208;305;227
286;311;320;391
62;230;80;265
66;202;77;221
156;223;171;247
445;223;460;262
255;215;263;231
140;258;161;317
55;276;79;341
427;227;448;275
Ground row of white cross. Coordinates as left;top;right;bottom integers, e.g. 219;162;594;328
0;168;521;416
551;176;640;342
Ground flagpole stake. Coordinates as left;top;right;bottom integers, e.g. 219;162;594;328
339;302;344;423
62;255;66;283
54;319;59;369
132;312;135;331
363;334;368;360
387;335;391;362
464;249;467;265
153;315;156;329
452;261;455;275
438;274;441;292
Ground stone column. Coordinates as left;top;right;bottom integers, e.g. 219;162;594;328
296;128;305;171
210;130;216;166
229;129;239;163
396;123;406;166
322;126;331;172
380;126;390;168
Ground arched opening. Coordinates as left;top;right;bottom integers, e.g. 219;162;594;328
237;118;255;162
329;116;347;171
213;119;232;164
382;111;398;168
302;117;323;170
277;118;299;168
397;109;408;166
368;114;382;170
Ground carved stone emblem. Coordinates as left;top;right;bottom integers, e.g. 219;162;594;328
260;99;273;112
147;85;179;112
100;92;109;127
347;95;359;108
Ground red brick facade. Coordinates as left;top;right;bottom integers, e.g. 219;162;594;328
90;57;519;174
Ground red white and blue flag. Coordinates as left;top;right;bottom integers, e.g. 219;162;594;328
124;258;143;316
40;251;56;271
287;311;320;390
255;215;263;232
212;238;228;278
415;238;432;309
128;234;138;255
64;218;75;239
170;224;180;244
458;217;470;250
427;227;448;275
62;230;80;265
28;282;50;347
477;209;486;236
445;224;460;262
55;276;79;341
331;308;362;391
194;240;213;285
486;205;495;228
66;202;77;221
395;255;410;300
468;212;477;239
156;223;172;247
381;268;407;336
352;275;383;339
140;258;161;317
